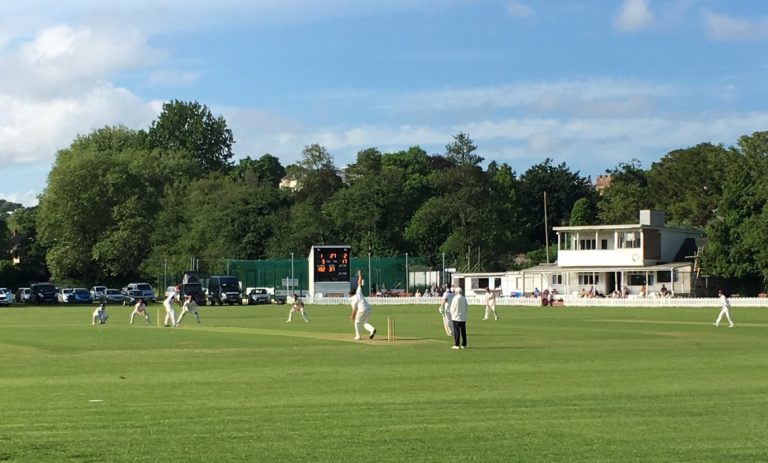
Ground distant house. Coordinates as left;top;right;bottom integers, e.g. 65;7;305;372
594;174;612;195
279;169;347;191
453;210;703;298
9;231;29;265
278;177;300;190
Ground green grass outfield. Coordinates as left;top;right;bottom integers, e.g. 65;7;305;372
1;303;767;463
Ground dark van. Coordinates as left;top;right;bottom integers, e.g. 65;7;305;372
30;282;59;304
208;276;242;305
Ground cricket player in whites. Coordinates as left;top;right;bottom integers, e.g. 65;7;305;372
177;294;201;325
92;303;109;325
439;284;454;336
163;289;179;327
349;270;376;340
287;293;309;323
130;298;152;325
483;287;499;321
713;289;735;328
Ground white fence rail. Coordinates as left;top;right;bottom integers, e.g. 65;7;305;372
306;295;768;308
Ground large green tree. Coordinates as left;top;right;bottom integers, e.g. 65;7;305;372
148;100;235;173
569;197;598;226
290;144;343;206
266;203;335;258
2;207;49;287
231;154;286;188
178;174;287;260
445;132;484;167
0;199;23;217
518;158;593;249
405;159;524;271
324;147;428;256
596;159;653;225
647;143;728;227
701;131;768;293
37;127;168;284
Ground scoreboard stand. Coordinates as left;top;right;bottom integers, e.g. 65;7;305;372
308;245;351;298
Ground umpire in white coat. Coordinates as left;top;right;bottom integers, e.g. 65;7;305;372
449;287;468;349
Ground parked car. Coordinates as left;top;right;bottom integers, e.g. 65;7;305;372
208;275;242;305
90;286;107;302
122;282;156;303
246;287;271;305
58;288;75;304
0;288;13;306
72;288;93;304
104;288;128;304
30;282;58;304
15;287;31;303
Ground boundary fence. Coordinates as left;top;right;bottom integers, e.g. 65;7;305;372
305;295;768;308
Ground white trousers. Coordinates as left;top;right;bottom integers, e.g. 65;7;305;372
484;304;498;320
130;309;151;324
354;310;375;339
288;306;309;322
715;307;734;326
439;306;453;335
164;305;177;327
178;308;200;324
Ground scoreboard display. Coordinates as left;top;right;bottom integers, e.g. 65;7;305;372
313;246;350;282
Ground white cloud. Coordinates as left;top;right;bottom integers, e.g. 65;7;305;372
0;191;40;208
506;1;532;18
704;11;768;42
382;79;673;116
526;133;566;154
229;108;768;177
0;24;162;168
0;87;158;166
0;24;162;98
614;0;655;32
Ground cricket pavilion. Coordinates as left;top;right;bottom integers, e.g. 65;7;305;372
452;210;704;300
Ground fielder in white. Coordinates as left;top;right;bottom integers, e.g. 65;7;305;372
287;293;309;323
438;284;454;336
163;290;178;327
713;289;735;328
483;287;498;321
349;270;376;340
92;303;109;325
130;298;152;325
177;294;201;325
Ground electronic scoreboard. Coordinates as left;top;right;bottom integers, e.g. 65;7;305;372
309;245;352;297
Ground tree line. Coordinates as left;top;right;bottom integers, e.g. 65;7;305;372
1;100;767;294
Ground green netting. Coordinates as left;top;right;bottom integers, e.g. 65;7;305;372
225;255;439;296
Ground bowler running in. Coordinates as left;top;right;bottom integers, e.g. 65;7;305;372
349;270;376;340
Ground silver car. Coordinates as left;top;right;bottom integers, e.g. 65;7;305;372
91;286;108;302
0;288;13;306
15;287;30;303
104;288;128;304
58;288;75;304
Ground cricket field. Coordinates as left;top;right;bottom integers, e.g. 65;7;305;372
1;304;767;462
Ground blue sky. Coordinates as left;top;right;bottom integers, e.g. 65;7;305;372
1;0;767;206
